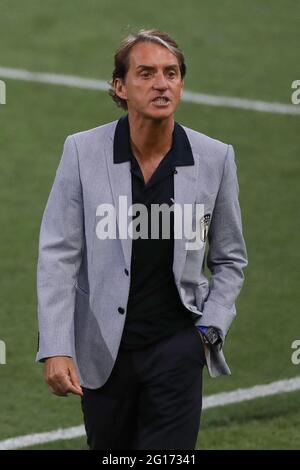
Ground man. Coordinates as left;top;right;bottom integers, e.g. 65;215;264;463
36;29;248;450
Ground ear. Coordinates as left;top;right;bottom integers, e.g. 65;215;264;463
114;78;127;100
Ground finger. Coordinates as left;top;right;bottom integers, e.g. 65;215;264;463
48;383;68;397
66;383;83;396
57;372;83;396
68;367;83;396
49;373;72;395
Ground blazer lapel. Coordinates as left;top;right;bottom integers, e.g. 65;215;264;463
104;128;133;269
173;159;199;284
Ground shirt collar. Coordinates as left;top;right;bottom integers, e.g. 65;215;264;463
113;114;194;167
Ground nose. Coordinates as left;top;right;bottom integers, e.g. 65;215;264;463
153;71;168;91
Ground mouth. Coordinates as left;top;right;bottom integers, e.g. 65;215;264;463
151;96;171;106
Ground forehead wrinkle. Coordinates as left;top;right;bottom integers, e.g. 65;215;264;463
135;63;180;70
130;42;178;63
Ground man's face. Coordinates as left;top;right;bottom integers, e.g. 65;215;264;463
115;42;184;120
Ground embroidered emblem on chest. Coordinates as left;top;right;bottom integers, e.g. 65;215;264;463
200;213;211;242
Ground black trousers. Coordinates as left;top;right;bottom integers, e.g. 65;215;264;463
80;324;206;450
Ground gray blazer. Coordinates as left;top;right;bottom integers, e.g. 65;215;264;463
36;119;248;388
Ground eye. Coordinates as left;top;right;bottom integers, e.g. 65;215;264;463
141;71;153;78
167;70;177;79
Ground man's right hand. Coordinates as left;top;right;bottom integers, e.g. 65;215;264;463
44;356;83;397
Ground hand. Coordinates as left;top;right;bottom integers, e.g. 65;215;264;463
44;356;83;397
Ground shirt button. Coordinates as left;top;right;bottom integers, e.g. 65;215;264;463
118;307;125;315
124;268;129;276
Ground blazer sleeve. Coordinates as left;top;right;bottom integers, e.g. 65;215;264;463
36;135;84;362
194;144;248;341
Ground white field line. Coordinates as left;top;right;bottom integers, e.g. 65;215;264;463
0;376;299;450
0;66;299;115
0;425;86;451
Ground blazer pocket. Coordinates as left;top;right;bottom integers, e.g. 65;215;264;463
194;284;209;312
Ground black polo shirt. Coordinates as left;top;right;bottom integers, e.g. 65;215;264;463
114;114;195;350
